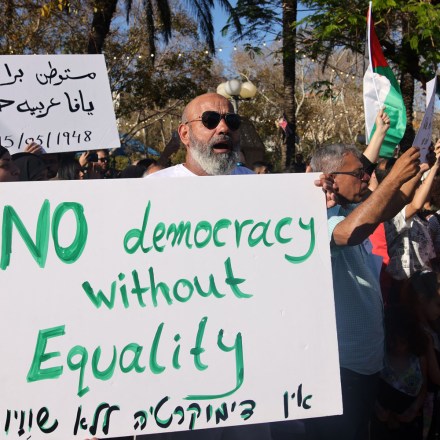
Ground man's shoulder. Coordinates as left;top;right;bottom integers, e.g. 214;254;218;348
327;203;359;219
146;164;195;178
327;204;360;243
147;164;256;178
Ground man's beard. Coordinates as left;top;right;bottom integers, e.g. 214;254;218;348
189;131;239;176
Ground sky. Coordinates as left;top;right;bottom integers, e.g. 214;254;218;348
212;4;244;69
212;2;311;72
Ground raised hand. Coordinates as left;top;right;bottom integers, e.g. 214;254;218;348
386;146;421;186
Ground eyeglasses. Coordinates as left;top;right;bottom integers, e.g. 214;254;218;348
330;168;368;180
98;157;109;162
185;111;241;131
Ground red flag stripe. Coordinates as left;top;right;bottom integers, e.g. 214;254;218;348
368;10;388;69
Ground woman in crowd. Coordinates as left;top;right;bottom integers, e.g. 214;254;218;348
54;154;84;180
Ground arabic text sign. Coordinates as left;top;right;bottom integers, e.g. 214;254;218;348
0;55;120;153
0;174;341;439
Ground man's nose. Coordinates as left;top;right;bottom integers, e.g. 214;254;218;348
216;117;230;134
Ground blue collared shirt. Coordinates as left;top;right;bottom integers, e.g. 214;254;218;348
327;204;384;375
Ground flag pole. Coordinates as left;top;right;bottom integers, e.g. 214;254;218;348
368;1;383;108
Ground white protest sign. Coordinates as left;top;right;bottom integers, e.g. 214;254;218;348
0;55;120;153
0;174;341;439
413;76;437;162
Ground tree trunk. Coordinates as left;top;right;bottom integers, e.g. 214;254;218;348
282;0;297;170
87;0;118;54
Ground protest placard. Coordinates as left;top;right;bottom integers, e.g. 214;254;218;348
0;173;341;438
0;55;120;154
413;76;437;162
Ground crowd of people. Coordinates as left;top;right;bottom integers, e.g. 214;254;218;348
0;145;160;182
306;108;440;440
3;92;440;440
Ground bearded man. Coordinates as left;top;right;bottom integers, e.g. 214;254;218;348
87;93;336;440
148;93;252;178
98;94;269;440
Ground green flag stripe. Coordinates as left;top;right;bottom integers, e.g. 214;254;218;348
371;66;407;157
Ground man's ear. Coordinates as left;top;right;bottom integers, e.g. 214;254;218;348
178;123;190;148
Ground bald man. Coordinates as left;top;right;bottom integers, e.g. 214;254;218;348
145;95;269;440
147;93;253;178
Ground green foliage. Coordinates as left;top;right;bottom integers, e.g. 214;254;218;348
299;0;440;84
114;155;130;171
298;0;367;59
221;0;281;42
0;1;223;154
107;17;219;116
0;0;89;55
410;35;419;50
310;80;335;100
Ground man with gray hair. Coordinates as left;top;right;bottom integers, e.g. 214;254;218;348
305;144;422;440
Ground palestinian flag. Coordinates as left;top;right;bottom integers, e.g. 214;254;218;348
363;2;406;157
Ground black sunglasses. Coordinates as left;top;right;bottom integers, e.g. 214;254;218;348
185;111;241;131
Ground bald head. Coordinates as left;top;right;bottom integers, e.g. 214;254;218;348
177;92;241;176
181;93;234;124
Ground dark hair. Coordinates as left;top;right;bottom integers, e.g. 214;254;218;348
430;176;440;209
385;305;428;356
375;158;397;184
119;165;146;178
409;270;440;302
57;156;81;180
252;161;267;169
0;146;8;159
11;153;47;181
401;271;440;323
136;159;157;169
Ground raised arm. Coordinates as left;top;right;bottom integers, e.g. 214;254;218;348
157;131;181;167
405;140;440;219
362;108;391;164
333;147;421;246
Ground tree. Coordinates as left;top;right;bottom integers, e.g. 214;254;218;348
222;0;299;170
227;46;366;169
104;6;225;153
282;0;297;169
0;0;89;55
298;0;440;148
87;0;241;56
0;1;222;155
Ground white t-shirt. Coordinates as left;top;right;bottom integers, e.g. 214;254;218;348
146;163;254;178
146;163;195;178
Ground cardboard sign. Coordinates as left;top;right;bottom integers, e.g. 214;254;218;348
0;55;120;153
0;173;341;438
